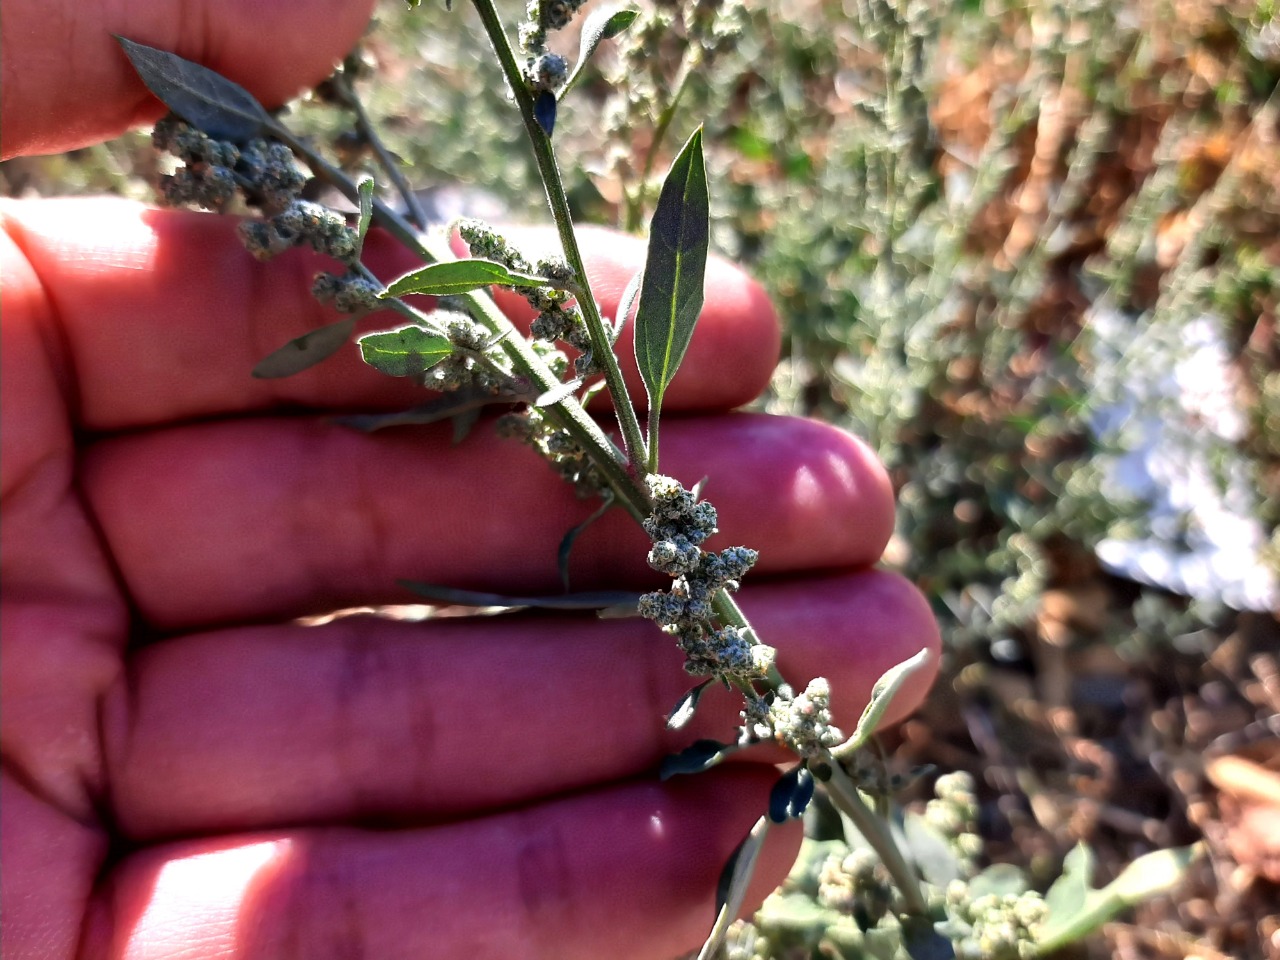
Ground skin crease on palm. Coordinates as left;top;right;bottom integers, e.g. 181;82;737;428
0;1;942;958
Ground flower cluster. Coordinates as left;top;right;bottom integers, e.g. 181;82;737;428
457;219;602;376
924;771;983;878
745;677;845;758
818;846;894;929
636;476;772;680
946;886;1048;960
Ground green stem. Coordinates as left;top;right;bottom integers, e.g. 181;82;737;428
468;0;650;478
822;761;929;916
280;129;652;520
624;48;700;233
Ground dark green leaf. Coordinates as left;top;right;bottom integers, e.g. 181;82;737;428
357;325;453;378
534;91;557;136
116;37;275;141
557;494;614;590
563;7;640;94
450;405;483;444
397;580;642;611
382;259;549;298
633;127;708;419
659;739;736;780
768;765;816;823
666;679;713;730
252;317;357;379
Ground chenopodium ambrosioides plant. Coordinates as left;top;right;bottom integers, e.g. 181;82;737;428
116;2;1195;957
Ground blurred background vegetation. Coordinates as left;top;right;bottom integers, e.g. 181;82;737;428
5;0;1278;956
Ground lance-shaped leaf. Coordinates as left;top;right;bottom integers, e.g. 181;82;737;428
533;91;557;137
832;647;933;759
357;326;453;378
252;318;357;379
382;259;550;298
563;7;639;94
634;128;708;431
116;37;276;141
334;385;523;432
557;493;614;590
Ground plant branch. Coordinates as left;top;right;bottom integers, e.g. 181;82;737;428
467;0;650;478
822;760;930;916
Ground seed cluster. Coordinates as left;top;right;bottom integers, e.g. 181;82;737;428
818;846;894;929
152;114;374;311
744;677;845;758
458;219;602;376
496;408;602;496
946;885;1048;960
518;0;589;92
924;771;983;878
635;476;775;681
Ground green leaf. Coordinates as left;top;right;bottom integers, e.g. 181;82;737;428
116;37;276;142
903;812;963;886
355;175;375;247
397;580;642;612
837;648;932;756
633;126;709;427
563;6;639;94
357;325;453;378
698;816;770;960
252;317;357;379
382;259;550;298
967;863;1030;899
667;679;713;730
1036;843;1203;954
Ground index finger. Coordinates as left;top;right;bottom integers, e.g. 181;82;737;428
1;199;780;431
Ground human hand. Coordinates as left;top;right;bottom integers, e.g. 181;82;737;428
0;2;940;958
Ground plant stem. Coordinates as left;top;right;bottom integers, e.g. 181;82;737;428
624;48;700;233
822;761;930;916
467;0;650;478
331;67;430;231
279;128;652;519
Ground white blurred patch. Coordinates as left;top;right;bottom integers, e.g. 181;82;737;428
1088;306;1277;612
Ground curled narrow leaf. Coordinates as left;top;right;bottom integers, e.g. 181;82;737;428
659;739;736;780
116;37;275;141
634;127;708;436
357;325;453;377
768;765;816;823
556;493;613;590
698;816;770;960
252;318;357;379
383;259;549;298
835;647;932;757
563;7;639;94
666;679;713;730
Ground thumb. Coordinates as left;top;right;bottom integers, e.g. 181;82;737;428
0;0;377;160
